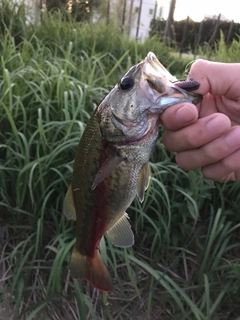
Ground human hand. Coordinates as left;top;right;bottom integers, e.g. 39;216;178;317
161;59;240;182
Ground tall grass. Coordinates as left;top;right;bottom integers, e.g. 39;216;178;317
1;4;240;320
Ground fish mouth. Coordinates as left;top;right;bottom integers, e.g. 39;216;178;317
142;52;203;109
144;52;177;82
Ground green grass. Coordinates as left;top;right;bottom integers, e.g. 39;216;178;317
2;4;240;320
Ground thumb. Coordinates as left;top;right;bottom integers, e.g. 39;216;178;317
160;103;198;130
188;59;240;99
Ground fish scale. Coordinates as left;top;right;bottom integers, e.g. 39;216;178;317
63;52;202;291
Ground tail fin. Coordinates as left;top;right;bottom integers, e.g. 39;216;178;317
70;245;113;292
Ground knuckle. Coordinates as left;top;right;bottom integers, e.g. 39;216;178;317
204;144;226;163
162;132;178;151
182;127;205;149
222;149;240;171
201;166;219;181
190;59;208;74
176;152;197;170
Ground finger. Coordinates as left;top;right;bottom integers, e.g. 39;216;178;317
175;126;240;170
160;103;198;131
163;113;231;152
201;148;240;181
188;59;240;99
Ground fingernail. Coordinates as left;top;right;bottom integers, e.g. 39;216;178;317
176;106;196;124
206;117;227;136
225;129;240;148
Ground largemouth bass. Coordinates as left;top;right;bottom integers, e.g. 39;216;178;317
63;52;202;291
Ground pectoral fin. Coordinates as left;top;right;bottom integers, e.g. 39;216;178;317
63;184;76;220
92;153;124;190
107;213;134;247
137;162;151;203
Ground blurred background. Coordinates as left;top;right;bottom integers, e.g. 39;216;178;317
22;0;240;51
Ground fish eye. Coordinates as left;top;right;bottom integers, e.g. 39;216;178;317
119;76;134;90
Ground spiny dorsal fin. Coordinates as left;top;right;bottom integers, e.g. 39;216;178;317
106;213;134;248
63;184;76;220
92;153;124;190
137;162;151;203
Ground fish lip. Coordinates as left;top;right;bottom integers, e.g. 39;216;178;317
145;76;203;107
169;83;203;105
143;52;177;82
146;52;161;72
173;79;203;104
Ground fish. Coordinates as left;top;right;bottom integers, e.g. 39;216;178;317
63;52;202;291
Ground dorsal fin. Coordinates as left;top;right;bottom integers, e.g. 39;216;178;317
63;184;76;220
136;162;151;203
106;213;134;248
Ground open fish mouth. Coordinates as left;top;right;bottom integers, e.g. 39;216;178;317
142;52;203;107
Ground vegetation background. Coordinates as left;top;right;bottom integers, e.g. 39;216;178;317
1;1;240;319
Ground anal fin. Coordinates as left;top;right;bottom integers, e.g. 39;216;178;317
107;213;134;248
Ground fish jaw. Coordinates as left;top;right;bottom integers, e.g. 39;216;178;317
140;52;203;113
